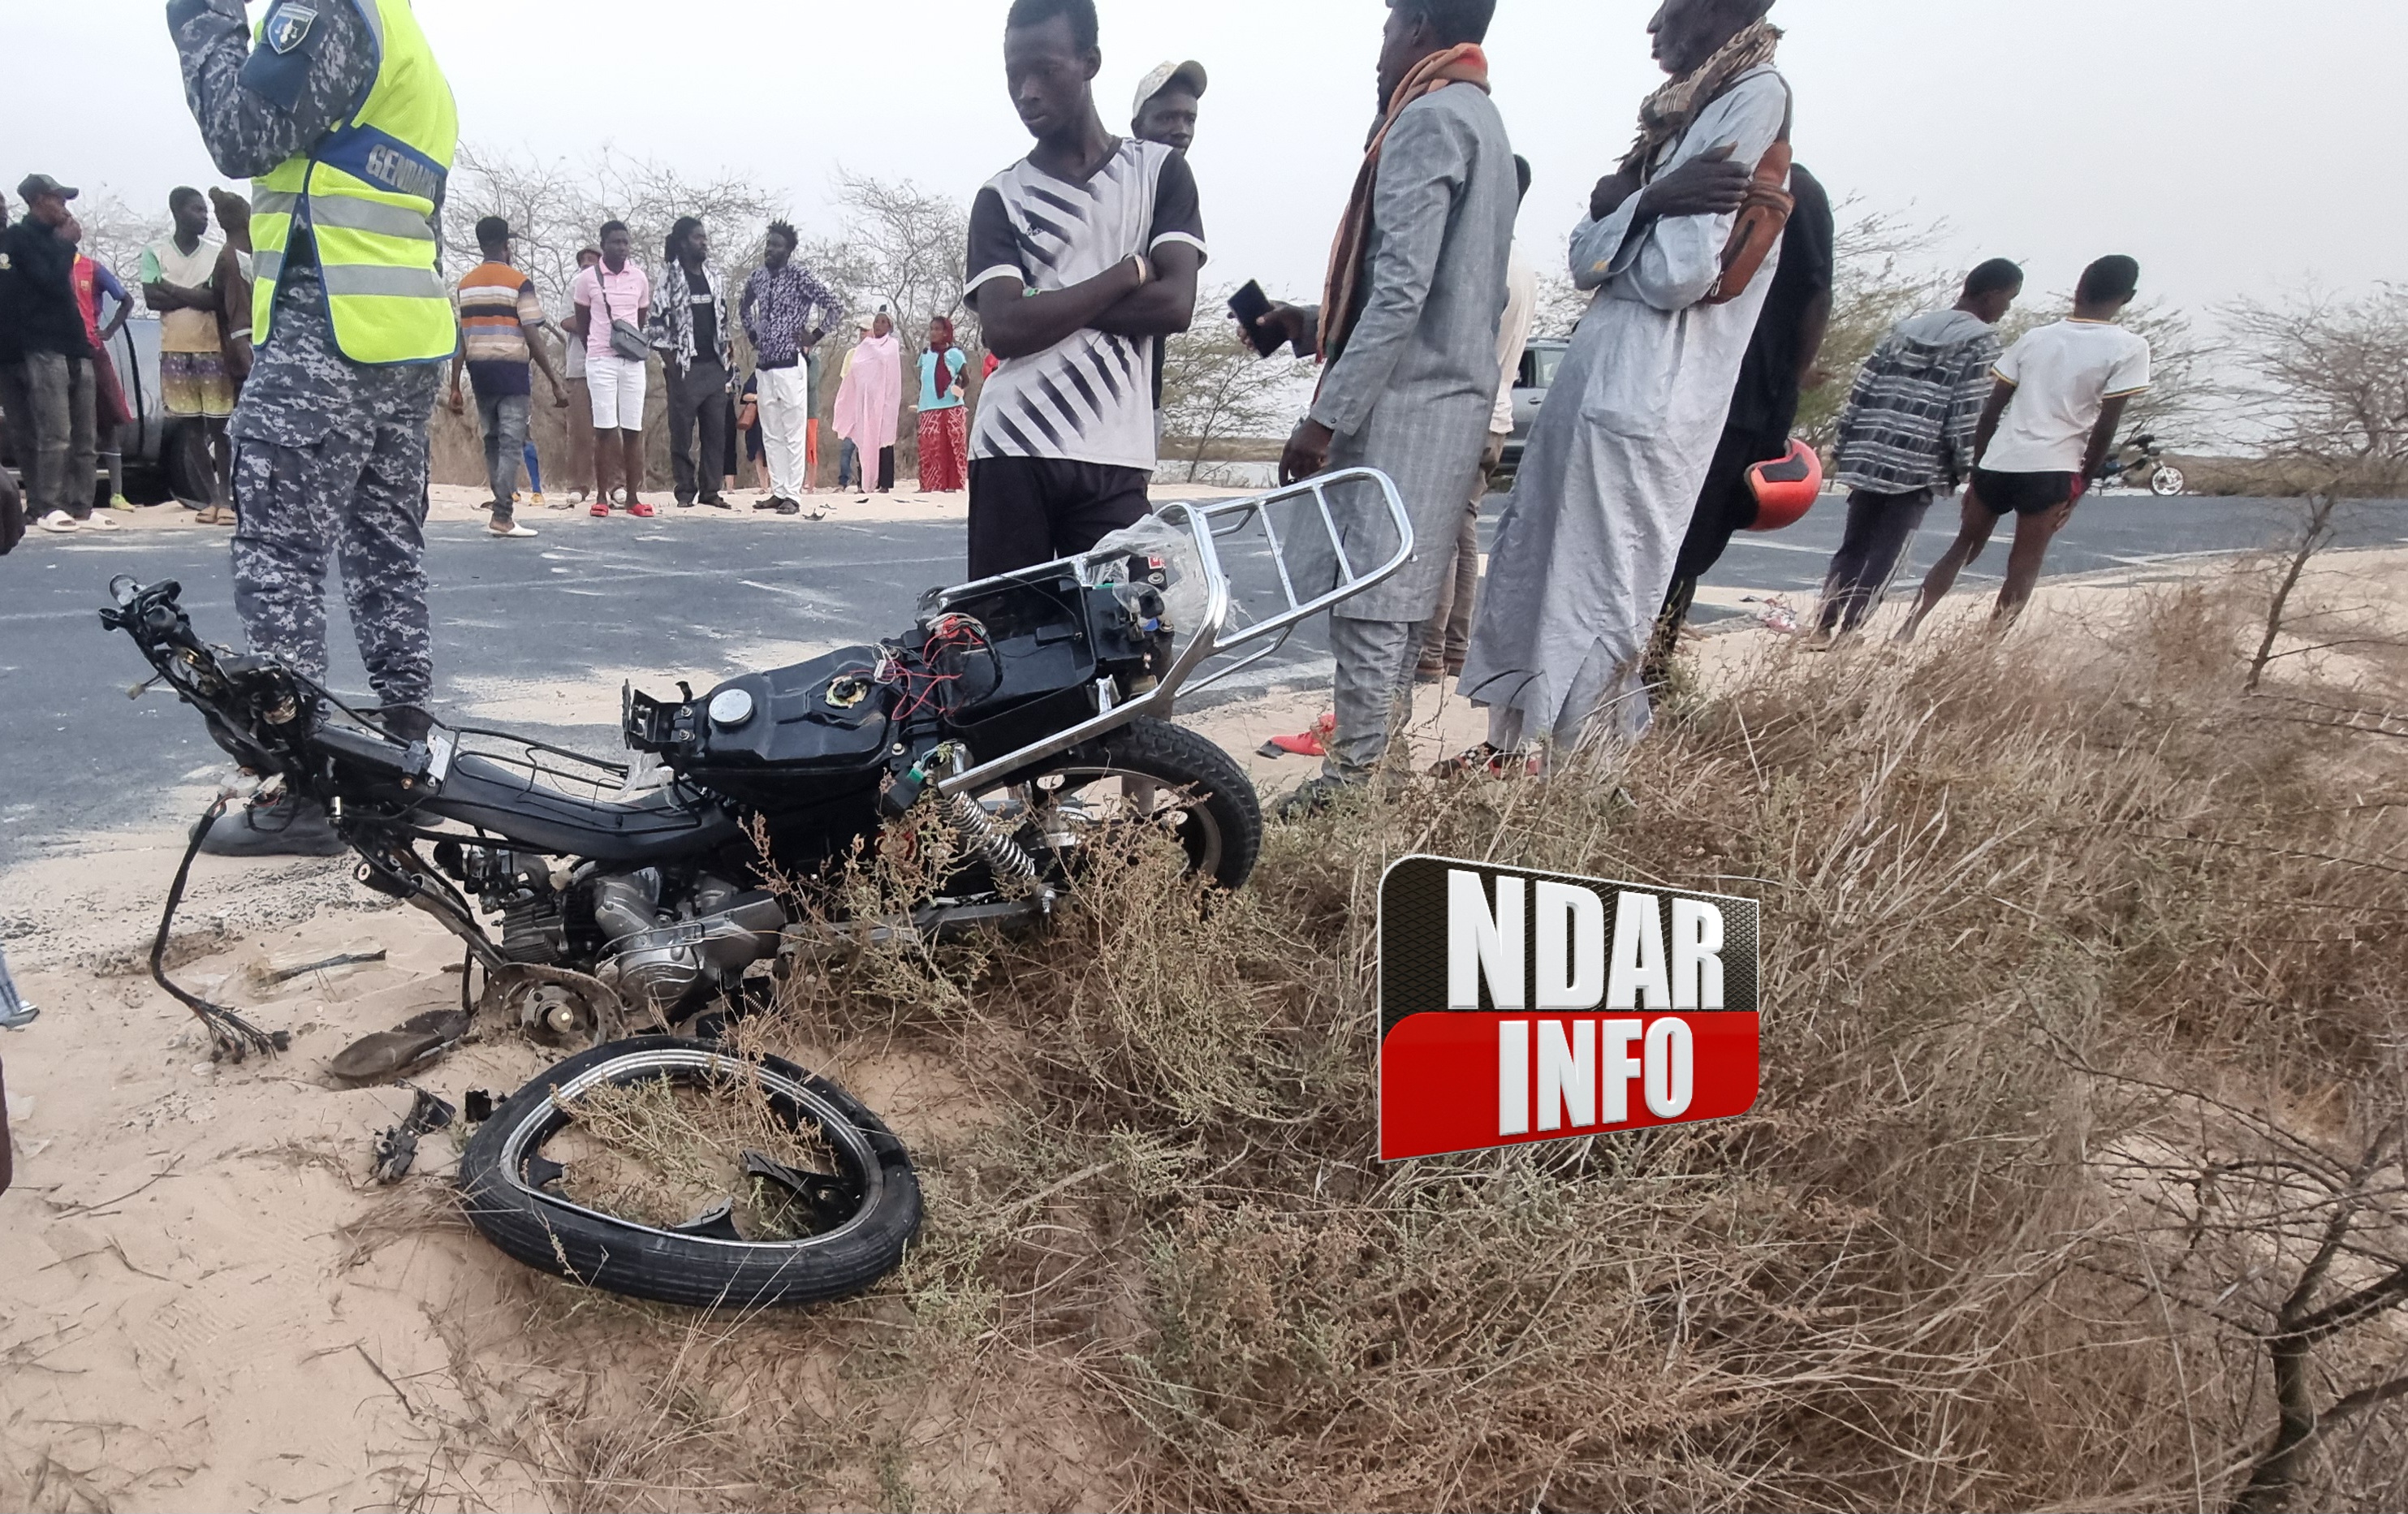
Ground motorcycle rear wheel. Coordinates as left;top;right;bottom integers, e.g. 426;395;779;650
458;1037;921;1309
983;716;1264;892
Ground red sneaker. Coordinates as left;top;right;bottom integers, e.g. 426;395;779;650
628;500;657;519
589;500;611;518
1264;712;1336;759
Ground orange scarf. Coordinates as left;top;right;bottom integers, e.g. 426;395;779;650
1315;43;1491;369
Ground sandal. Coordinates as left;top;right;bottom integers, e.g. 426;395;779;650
1430;743;1538;780
328;1007;472;1084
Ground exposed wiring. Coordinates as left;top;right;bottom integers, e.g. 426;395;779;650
152;796;290;1062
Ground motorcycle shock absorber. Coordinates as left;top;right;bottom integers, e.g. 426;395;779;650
932;744;1040;884
945;790;1040;883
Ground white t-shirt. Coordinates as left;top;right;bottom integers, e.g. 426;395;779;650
1982;318;2152;474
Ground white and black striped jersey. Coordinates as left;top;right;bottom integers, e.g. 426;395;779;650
965;139;1206;472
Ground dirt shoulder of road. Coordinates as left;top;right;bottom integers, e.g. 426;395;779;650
2;543;2389;1511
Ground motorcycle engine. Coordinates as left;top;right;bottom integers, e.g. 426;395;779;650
436;843;572;964
589;869;787;1025
437;843;788;1025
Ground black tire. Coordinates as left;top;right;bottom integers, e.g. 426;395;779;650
458;1036;921;1309
1044;716;1264;891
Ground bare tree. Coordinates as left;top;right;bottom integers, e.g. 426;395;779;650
69;188;160;289
2225;285;2408;495
2079;1060;2408;1513
2212;287;2408;690
809;170;971;341
1159;285;1312;482
1529;257;1590;343
444;143;785;311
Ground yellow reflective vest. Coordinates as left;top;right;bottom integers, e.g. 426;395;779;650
249;0;458;364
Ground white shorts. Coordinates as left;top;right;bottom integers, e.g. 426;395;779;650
588;353;648;431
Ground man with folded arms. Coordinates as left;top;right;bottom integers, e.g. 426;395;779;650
963;0;1205;578
1459;0;1790;766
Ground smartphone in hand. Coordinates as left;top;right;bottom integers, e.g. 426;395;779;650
1228;280;1286;358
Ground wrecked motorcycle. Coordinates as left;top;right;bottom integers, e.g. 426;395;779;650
102;472;1411;1306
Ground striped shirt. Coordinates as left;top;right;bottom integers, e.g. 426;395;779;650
1832;308;2002;495
455;260;542;397
964;140;1205;472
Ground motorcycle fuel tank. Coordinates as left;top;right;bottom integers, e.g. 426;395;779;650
633;645;898;774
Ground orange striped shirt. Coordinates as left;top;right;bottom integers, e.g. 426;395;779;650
454;260;542;393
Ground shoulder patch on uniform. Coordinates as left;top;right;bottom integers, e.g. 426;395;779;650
265;2;318;54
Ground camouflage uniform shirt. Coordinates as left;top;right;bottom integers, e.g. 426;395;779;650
167;0;447;709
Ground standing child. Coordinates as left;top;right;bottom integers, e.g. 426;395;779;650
734;373;765;491
1899;256;2150;637
917;316;969;493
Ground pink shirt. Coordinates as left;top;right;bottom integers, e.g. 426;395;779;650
572;261;652;361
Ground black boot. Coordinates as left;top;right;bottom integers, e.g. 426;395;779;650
198;792;347;858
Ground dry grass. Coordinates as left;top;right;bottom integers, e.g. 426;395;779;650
550;1074;843;1241
451;561;2408;1512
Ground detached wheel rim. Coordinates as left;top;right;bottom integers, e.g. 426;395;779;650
494;1044;884;1253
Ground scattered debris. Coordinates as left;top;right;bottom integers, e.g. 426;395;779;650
369;1085;455;1184
255;942;387;987
1740;593;1802;634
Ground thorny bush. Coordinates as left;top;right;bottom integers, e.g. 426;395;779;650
518;576;2408;1512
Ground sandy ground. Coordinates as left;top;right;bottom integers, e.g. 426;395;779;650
3;541;2389;1512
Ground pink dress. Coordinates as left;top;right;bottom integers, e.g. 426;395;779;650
832;334;904;453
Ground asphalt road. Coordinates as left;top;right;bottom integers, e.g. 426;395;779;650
4;491;2402;871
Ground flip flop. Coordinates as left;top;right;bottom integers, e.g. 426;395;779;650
328;1007;471;1084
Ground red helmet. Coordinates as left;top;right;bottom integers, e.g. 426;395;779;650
1745;438;1823;531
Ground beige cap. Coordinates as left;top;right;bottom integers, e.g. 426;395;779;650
1133;59;1208;121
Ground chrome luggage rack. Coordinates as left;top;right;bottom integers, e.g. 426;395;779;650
924;467;1414;796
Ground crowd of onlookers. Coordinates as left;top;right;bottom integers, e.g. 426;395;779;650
0;174;256;544
439;206;980;537
6;0;2157;787
0;175;980;546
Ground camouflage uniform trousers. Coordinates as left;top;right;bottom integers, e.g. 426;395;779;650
229;271;442;709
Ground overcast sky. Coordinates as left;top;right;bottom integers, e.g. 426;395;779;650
11;0;2399;321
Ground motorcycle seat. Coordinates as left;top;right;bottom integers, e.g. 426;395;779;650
424;753;744;866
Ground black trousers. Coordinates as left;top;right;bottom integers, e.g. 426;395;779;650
665;356;732;503
1817;487;1935;633
1650;425;1789;675
966;456;1151;580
